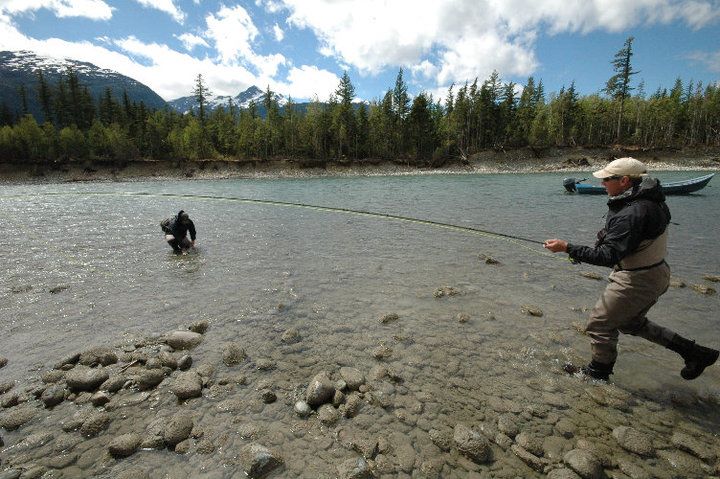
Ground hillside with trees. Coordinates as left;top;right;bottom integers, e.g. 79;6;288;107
1;38;719;167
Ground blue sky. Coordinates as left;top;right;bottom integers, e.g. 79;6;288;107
1;0;719;103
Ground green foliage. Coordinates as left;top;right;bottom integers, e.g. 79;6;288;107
2;64;720;165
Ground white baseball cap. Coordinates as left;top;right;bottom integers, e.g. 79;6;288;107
592;157;648;179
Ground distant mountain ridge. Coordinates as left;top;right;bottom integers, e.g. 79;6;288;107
167;86;286;114
0;50;167;122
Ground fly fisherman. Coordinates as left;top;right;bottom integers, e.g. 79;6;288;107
160;210;196;254
544;157;718;381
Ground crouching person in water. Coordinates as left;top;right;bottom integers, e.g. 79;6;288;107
544;157;718;381
160;210;196;254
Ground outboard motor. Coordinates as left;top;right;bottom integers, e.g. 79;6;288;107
563;177;578;193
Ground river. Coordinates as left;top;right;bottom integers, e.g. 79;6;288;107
1;172;718;478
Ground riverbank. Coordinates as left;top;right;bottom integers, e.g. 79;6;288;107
1;147;719;183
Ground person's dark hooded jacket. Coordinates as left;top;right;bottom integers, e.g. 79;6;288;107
168;210;196;242
566;177;671;268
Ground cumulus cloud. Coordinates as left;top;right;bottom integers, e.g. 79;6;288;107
278;0;720;88
132;0;185;23
0;0;113;20
275;65;340;101
273;23;284;42
176;32;209;51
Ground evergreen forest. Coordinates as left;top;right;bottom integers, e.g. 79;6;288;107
1;38;719;165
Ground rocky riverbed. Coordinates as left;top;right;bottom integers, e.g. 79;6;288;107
1;315;718;478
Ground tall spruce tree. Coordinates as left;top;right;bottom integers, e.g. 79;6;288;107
605;36;638;142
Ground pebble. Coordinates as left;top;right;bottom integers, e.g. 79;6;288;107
563;449;605;479
379;313;399;324
580;271;603;280
177;355;193;370
457;312;470;323
171;371;203;400
305;372;334;407
91;391;111;407
344;394;362;418
612;426;655;457
428;429;452;452
372;345;393;360
453;424;491;463
434;286;459;297
40;370;65;384
656;449;707;476
78;347;118;367
108;433;142;458
317;404;340;425
0;356;8;369
188;320;209;334
239;443;283;479
339;367;365;391
222;343;247;366
255;358;276;371
65;366;109;392
294;401;312;418
670;431;715;461
337;457;372;479
547;468;582;479
163;413;194;447
136;369;166;390
690;284;716;295
497;413;519;437
80;411;110;437
280;327;301;344
521;305;544;317
157;351;178;370
100;375;127;393
511;444;548;472
165;330;203;350
0;381;15;394
260;389;276;403
0;406;36;430
40;385;66;408
702;274;720;282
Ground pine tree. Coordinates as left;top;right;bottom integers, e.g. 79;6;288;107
605;36;639;142
36;71;53;123
193;74;212;158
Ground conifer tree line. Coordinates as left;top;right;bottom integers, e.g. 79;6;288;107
1;37;719;164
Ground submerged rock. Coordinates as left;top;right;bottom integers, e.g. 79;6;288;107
0;356;7;369
222;343;247;366
80;411;110;437
163;413;194;447
318;404;340;425
165;331;203;350
294;401;312;418
612;426;655;457
580;271;603;280
453;424;491;463
521;305;544;317
339;367;365;391
41;385;66;408
690;284;716;295
108;433;142;458
434;286;460;298
337;457;372;479
379;313;399;324
563;449;605;479
280;328;301;344
136;369;166;390
239;443;282;478
188;320;209;334
65;366;109;393
0;406;36;430
171;371;203;400
79;347;118;367
702;274;720;282
305;372;334;407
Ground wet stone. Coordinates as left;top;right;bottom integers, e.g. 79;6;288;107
165;330;203;350
612;426;655;457
0;381;15;394
494;432;513;449
703;274;720;282
174;438;191;454
222;343;247;366
260;389;276;403
280;327;301;344
0;391;19;408
337;457;372;479
690;283;716;295
80;411;110;437
670;431;716;461
379;313;399;324
305;372;334;407
157;351;178;370
563;449;605;479
453;424;491;463
177;355;193;370
78;347;118;367
434;286;459;297
163;413;194;447
372;345;393;360
100;375;126;393
497;413;519;438
136;369;166;390
188;320;209;334
333;390;345;407
521;305;544;317
547;468;582;479
41;385;66;408
580;271;603;280
255;358;276;371
41;370;65;384
656;449;707;476
457;312;471;323
41;453;78;469
555;418;576;438
516;431;545;457
0;405;36;430
0;471;21;479
171;371;203;400
239;443;283;479
294;400;312;418
65;366;109;393
339;367;365;391
511;444;548;472
91;391;111;407
344;394;362;418
317;404;340;425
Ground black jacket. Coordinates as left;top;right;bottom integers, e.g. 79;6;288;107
162;215;196;241
567;177;671;268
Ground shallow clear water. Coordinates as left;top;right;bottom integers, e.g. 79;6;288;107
1;172;719;477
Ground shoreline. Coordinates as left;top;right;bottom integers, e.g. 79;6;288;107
1;147;719;184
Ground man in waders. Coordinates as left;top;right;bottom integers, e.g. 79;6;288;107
544;157;718;381
160;210;196;254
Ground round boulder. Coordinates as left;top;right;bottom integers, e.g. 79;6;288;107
108;433;142;458
165;331;203;350
163;413;194;447
66;366;109;393
171;371;203;400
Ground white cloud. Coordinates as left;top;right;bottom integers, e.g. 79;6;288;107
687;50;720;73
279;0;720;88
0;0;113;20
132;0;185;23
204;5;286;77
176;32;209;51
273;23;284;42
275;65;340;101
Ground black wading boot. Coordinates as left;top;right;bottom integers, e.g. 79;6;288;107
666;335;719;380
564;360;614;381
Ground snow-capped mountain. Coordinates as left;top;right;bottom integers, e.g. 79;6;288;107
0;50;166;121
167;86;287;115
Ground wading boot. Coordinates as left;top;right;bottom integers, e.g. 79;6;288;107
564;360;614;381
666;335;719;380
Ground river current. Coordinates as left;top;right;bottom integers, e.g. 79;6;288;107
1;172;718;478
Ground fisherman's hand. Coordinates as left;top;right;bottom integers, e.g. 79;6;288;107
543;239;568;253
